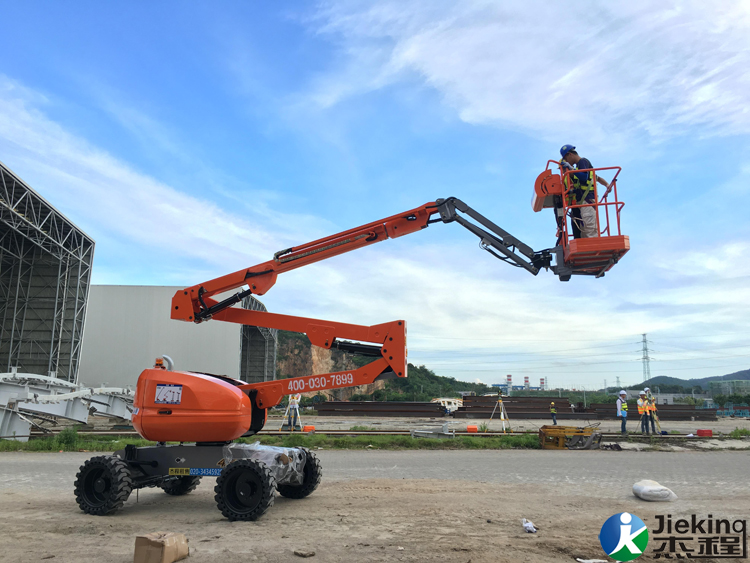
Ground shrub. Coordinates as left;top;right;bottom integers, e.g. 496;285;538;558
55;427;79;451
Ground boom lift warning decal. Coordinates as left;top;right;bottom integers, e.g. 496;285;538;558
155;384;182;404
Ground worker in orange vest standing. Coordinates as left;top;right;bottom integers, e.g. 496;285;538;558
644;387;658;434
637;391;650;435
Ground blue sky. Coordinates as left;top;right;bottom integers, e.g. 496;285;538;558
1;1;749;388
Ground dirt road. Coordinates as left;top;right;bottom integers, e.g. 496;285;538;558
1;450;747;562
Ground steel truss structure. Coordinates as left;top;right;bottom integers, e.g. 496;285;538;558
0;370;133;441
240;295;277;384
0;161;94;383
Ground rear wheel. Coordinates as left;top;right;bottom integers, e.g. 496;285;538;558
161;476;201;496
277;448;322;499
74;456;133;515
214;459;275;521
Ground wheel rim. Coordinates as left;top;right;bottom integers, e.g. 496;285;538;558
223;468;263;514
82;465;111;507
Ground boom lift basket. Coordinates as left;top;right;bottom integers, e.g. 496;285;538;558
533;161;629;278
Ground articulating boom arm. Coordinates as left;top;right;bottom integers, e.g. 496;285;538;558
171;197;553;325
434;198;553;275
169;197;557;414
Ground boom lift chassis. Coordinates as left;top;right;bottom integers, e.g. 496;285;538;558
74;195;625;521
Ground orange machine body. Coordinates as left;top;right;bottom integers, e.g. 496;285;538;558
132;369;255;443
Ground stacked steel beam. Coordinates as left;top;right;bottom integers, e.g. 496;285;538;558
314;401;447;417
452;395;581;419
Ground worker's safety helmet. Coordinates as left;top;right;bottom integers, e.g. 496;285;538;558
619;390;627;395
551;402;555;405
639;391;646;395
560;144;576;158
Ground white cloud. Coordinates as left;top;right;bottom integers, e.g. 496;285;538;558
0;75;332;278
307;1;750;143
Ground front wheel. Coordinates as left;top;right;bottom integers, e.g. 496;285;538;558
74;456;133;515
214;459;275;521
277;448;322;499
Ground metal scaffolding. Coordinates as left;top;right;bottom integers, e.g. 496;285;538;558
0;161;94;383
239;295;277;384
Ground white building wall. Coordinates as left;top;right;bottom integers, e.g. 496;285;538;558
77;286;240;387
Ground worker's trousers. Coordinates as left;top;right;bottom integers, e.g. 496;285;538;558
551;414;557;425
620;416;627;434
640;413;650;434
579;206;598;238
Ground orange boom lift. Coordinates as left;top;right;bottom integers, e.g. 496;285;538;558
75;181;628;521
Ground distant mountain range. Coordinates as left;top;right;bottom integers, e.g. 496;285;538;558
638;368;750;390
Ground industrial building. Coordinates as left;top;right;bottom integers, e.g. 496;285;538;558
77;286;277;388
0;160;94;382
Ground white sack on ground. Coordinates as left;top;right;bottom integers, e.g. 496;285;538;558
632;479;677;502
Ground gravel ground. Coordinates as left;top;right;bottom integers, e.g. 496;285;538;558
1;449;748;562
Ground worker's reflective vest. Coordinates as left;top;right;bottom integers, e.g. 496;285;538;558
637;399;646;415
561;159;595;205
618;400;628;416
646;399;657;413
550;406;556;414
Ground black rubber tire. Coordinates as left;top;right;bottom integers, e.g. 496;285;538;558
214;459;275;521
161;476;202;496
277;448;322;499
74;455;133;515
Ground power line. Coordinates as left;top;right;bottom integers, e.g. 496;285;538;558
432;360;750;374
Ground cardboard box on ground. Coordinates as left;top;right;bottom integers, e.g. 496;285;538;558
134;532;189;563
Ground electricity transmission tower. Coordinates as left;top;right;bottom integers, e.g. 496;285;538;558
641;333;652;383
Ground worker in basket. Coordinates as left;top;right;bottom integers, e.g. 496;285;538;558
559;145;612;239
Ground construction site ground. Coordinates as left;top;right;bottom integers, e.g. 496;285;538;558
1;449;748;563
277;413;750;435
267;414;750;448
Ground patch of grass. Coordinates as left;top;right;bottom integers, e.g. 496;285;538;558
670;430;681;435
247;433;541;450
349;425;377;431
1;431;542;452
729;427;750;438
478;423;489;433
0;435;156;453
